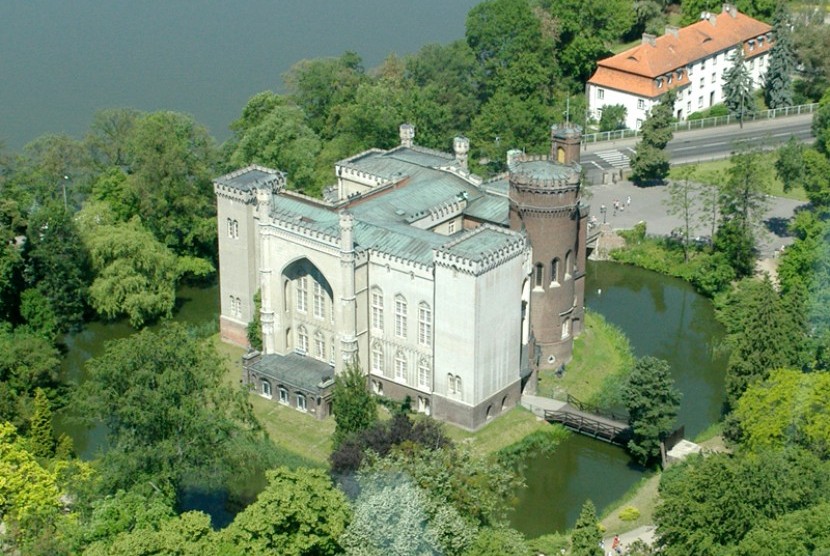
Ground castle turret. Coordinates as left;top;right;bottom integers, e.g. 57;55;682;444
400;123;415;148
509;128;586;368
453;136;469;171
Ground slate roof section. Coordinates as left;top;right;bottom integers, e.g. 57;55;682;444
442;226;520;262
589;7;771;98
214;165;285;192
250;353;335;393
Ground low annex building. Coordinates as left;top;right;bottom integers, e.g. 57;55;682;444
587;3;772;130
215;125;588;430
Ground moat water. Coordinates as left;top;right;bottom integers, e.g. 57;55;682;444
56;261;727;536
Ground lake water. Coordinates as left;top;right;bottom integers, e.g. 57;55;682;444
0;0;480;151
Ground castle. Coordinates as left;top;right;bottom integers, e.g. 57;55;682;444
214;125;588;430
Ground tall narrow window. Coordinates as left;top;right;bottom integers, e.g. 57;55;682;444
395;295;407;338
233;220;239;238
534;263;544;288
279;387;289;404
261;380;272;398
313;281;325;319
297;394;307;412
447;373;455;395
371;341;384;373
418;359;430;388
227;218;233;238
418;303;432;346
296;276;308;313
297;326;308;354
314;331;325;360
551;258;560;285
371;288;384;330
329;340;336;365
562;318;571;339
455;375;462;397
565;251;573;279
448;220;456;234
394;351;407;381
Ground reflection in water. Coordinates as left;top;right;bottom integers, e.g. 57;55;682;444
511;261;727;536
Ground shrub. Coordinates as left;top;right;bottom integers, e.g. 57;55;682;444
619;506;641;521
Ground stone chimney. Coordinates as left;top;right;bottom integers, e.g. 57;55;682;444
506;149;523;168
453;136;469;171
701;11;717;25
399;123;415;148
665;25;679;38
642;33;657;47
722;3;737;17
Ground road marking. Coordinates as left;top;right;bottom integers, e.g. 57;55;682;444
590;161;603;170
594;149;631;168
674;141;728;152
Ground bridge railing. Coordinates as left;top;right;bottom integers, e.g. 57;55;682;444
581;102;819;145
566;394;629;423
545;410;630;444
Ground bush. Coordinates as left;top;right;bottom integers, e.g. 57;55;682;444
618;506;641;521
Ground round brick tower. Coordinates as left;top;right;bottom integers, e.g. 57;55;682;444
509;125;587;368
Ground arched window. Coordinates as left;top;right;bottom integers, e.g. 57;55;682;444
534;263;544;288
313;281;325;319
232;220;239;238
565;251;573;279
447;373;455;395
551;258;560;285
371;341;384;373
394;351;407;381
227;218;233;238
278;386;289;404
296;276;308;313
297;326;308;354
371;287;384;330
329;337;336;365
418;359;430;388
561;318;571;339
395;295;407;338
314;331;325;360
455;375;462;397
297;393;307;412
261;379;272;398
418;302;432;346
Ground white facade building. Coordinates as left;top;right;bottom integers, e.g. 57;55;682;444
587;4;772;130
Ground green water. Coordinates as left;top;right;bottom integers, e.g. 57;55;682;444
510;261;728;536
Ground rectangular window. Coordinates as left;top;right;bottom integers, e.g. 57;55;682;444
315;335;325;359
637;99;645;110
297;394;307;412
418;361;430;388
313;282;325;319
227;218;233;238
686;101;691;113
701;58;706;70
698;96;704;108
699;78;705;89
597;88;605;100
448;220;456;234
395;353;406;380
395;298;407;338
713;54;718;66
372;343;383;373
418;304;432;346
279;387;289;404
296;277;307;313
371;290;383;330
711;72;716;84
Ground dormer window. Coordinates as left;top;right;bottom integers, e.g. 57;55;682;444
656;77;664;88
676;68;684;79
667;74;673;84
748;39;755;51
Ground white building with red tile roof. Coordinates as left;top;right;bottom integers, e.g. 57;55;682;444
587;4;772;130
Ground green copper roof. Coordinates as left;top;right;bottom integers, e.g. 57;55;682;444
511;159;579;181
250;353;335;393
443;227;518;261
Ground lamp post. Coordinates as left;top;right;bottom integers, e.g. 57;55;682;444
61;175;69;210
600;204;607;224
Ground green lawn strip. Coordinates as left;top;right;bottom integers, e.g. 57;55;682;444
669;157;808;201
599;473;661;536
537;310;634;408
444;405;550;458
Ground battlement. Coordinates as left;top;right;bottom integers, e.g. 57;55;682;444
433;225;527;277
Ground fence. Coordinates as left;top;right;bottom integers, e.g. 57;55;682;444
582;103;819;144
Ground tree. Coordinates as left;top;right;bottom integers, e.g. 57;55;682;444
722;47;754;128
733;368;830;458
801;148;830;209
29;388;55;459
247;289;262;350
631;90;676;184
331;361;378;447
463;527;529;556
623;356;681;465
599;104;627;131
664;164;700;261
85;108;142;169
75;323;263;496
735;503;830;556
222;467;351;556
570;500;603;556
0;326;61;430
764;3;796;109
812;88;830;155
774;137;805;193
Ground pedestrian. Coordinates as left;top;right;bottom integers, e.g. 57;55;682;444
626;195;631;206
612;534;621;555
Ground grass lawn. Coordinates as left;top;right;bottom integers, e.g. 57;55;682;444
211;334;334;465
670;157;809;202
444;406;550;457
600;473;661;535
536;311;634;407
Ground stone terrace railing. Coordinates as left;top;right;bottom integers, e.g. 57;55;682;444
582;102;819;144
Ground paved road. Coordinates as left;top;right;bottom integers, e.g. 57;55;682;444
581;113;813;174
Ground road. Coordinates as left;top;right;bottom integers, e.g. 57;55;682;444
580;113;813;177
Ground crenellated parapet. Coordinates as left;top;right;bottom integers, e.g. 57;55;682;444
433;225;527;277
369;249;433;274
407;192;468;229
214;164;286;203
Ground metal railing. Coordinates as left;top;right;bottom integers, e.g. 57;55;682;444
582;102;819;144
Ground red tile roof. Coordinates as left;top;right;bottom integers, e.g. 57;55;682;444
588;7;771;98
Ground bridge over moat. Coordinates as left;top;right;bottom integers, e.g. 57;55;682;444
522;394;631;447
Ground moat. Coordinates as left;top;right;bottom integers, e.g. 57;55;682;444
56;260;727;535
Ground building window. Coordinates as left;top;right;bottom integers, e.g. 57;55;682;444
371;341;384;373
759;56;765;67
455;375;462;397
748;39;755;51
699;78;705;89
261;380;272;399
565;251;573;279
418;396;430;415
296;276;308;313
749;59;755;70
330;339;336;366
534;263;544;288
636;119;643;128
227;218;233;238
698;96;704;108
701;58;706;70
297;326;308;354
314;331;325;360
551;258;560;285
279;387;289;404
394;351;407;381
686;101;691;113
313;282;325;319
418;359;430;388
447;373;455;395
562;318;571;340
297;394;307;412
448;220;456;234
597;88;605;100
372;380;384;395
711;72;716;84
637;99;645;110
233;220;239;238
371;288;383;330
395;295;407;338
418;303;432;346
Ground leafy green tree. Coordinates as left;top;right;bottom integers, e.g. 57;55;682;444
665;164;700;261
85;511;223;556
570;500;603;556
793;17;830;101
631;90;676;184
222;467;351;556
0;326;61;429
735;502;830;556
78;488;176;551
623;356;681;465
332;361;378;448
29;387;55;458
463;526;529;556
75;323;263;496
801;148;830;209
331;81;406;152
599;104;628;132
89;167;137;222
812;88;830;155
655;449;830;555
774;137;805;193
85;108;141;169
18;133;92;209
247;289;262;350
733;368;830;458
764;3;796;109
722;47;754;128
125;111;218;261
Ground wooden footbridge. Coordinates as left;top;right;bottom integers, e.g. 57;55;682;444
523;394;632;446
